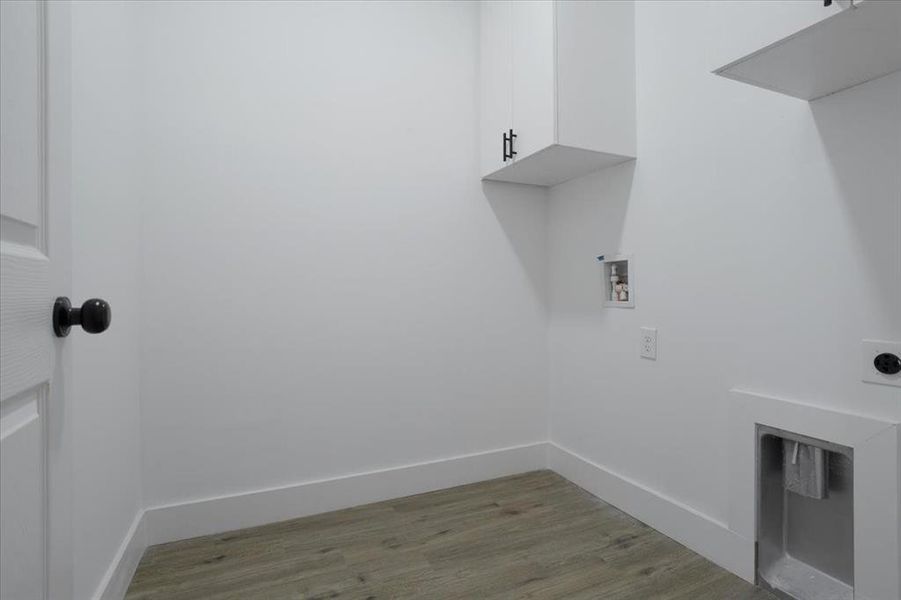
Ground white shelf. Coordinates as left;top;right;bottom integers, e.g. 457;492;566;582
714;0;901;101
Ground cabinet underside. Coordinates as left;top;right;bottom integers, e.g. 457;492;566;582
482;144;634;187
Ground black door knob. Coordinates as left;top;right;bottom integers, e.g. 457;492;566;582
53;297;111;337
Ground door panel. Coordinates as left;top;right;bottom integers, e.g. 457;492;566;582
511;0;555;162
0;387;46;600
1;1;70;598
0;0;44;236
480;0;512;177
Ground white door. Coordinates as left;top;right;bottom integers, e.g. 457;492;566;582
479;0;513;177
511;0;555;162
1;1;73;599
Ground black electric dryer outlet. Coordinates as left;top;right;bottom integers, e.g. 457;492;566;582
873;352;901;375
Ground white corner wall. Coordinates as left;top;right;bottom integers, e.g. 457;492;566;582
136;1;548;511
64;1;901;596
548;0;900;564
70;2;145;599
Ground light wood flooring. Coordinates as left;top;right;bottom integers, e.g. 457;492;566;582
125;470;774;599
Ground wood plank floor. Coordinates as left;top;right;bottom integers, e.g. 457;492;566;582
126;471;774;600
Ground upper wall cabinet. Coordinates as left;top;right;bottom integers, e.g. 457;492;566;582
711;0;901;101
480;1;636;187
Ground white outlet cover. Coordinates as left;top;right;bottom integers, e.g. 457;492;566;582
640;327;657;360
861;339;901;387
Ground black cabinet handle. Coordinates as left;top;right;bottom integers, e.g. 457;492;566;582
503;131;508;162
53;297;111;337
503;129;518;161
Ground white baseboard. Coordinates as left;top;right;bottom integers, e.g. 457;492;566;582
111;441;757;597
94;510;147;600
144;441;548;546
547;442;755;582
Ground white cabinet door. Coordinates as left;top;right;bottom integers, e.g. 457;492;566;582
480;0;513;177
0;1;73;598
709;0;849;70
511;0;556;162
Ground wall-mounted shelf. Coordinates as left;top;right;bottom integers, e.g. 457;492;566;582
713;0;901;101
598;254;633;309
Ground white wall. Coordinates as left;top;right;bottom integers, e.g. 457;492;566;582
65;1;900;591
70;2;144;598
548;0;900;529
137;1;548;508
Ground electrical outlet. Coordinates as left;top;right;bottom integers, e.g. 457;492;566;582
861;339;901;387
640;327;657;360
